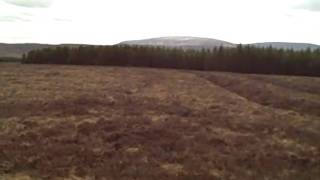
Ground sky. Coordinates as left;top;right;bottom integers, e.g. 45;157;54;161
0;0;320;45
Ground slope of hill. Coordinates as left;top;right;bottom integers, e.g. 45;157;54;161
119;36;236;49
0;43;52;58
250;42;320;51
0;43;84;58
0;63;319;180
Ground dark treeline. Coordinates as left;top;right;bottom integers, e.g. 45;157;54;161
0;57;21;63
23;45;320;76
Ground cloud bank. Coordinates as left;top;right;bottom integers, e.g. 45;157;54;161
3;0;52;8
0;15;30;22
297;0;320;11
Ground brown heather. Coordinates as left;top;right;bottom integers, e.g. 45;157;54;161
0;63;319;180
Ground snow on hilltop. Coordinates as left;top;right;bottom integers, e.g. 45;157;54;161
119;36;236;49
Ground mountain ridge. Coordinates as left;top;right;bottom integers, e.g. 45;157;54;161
1;36;320;58
0;43;87;58
119;36;236;49
250;42;320;51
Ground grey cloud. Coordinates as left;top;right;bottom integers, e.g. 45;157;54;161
3;0;52;8
297;0;320;11
54;18;72;22
0;15;30;22
21;12;33;16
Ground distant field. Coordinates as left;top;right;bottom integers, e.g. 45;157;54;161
0;63;319;180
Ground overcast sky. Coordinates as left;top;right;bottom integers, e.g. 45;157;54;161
0;0;320;45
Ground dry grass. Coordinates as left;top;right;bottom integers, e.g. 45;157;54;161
0;63;319;180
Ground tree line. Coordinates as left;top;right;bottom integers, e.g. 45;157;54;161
0;57;21;63
22;45;320;76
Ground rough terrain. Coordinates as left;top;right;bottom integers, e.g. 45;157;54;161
0;63;319;180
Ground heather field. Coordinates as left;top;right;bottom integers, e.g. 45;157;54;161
0;63;319;180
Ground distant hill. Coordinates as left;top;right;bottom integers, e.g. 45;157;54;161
250;42;320;51
119;36;236;50
0;43;84;58
0;43;52;58
1;38;320;59
120;37;320;51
